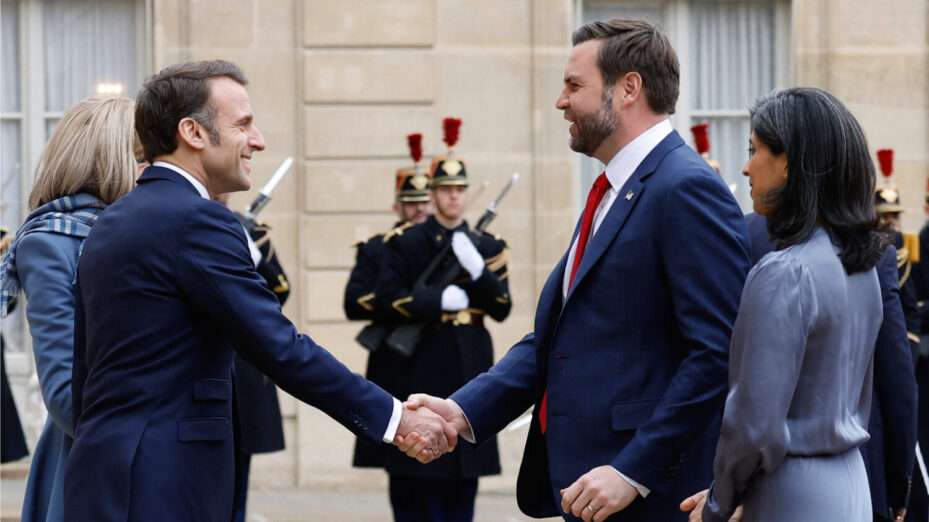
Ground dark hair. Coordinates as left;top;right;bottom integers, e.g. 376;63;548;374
572;18;679;115
754;87;886;274
135;60;248;162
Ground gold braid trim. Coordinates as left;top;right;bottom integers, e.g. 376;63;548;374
392;296;413;318
356;292;375;311
484;248;510;273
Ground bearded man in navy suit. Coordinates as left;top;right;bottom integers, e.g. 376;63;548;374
63;60;453;522
400;18;750;521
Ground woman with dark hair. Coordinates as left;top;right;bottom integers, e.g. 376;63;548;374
681;87;885;521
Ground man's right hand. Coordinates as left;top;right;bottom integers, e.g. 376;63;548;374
441;285;469;311
397;394;471;462
393;403;457;463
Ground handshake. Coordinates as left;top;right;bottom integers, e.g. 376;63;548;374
391;394;469;464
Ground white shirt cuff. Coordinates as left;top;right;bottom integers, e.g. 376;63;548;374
613;468;650;498
448;399;476;443
381;398;403;443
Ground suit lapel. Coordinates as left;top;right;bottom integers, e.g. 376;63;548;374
564;131;685;303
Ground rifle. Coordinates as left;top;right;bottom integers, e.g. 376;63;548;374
234;157;294;232
385;173;519;357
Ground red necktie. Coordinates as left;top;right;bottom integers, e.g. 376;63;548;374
540;173;610;434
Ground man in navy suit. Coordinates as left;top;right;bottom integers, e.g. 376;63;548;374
63;60;453;522
401;18;749;521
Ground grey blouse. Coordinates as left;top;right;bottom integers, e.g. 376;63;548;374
705;227;882;519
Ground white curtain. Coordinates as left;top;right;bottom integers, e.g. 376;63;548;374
43;0;138;113
577;1;779;212
690;0;776;210
1;0;24;351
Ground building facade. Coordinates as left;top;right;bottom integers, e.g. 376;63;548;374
2;0;927;492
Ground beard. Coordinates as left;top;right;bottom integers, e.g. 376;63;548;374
569;91;620;157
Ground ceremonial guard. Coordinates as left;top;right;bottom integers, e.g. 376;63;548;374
350;134;432;472
690;123;721;174
875;149;929;522
370;118;511;522
344;134;432;325
875;149;921;359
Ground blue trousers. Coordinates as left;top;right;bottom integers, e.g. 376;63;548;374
388;475;478;522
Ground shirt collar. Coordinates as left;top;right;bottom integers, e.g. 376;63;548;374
603;119;673;191
152;161;210;200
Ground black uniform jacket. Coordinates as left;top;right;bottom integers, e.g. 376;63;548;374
353;215;511;478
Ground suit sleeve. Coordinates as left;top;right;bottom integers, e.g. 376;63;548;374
608;171;750;492
463;237;512;322
704;256;817;521
178;204;394;443
17;233;78;436
899;264;922;362
875;246;919;510
450;332;540;442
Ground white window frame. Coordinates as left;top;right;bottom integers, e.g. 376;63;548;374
1;0;152;378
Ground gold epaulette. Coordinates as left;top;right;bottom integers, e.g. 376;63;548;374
353;231;384;248
903;232;920;264
382;222;414;244
484;247;510;273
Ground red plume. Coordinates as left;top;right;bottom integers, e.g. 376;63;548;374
442;118;462;148
877;149;893;178
691;124;710;154
406;133;423;164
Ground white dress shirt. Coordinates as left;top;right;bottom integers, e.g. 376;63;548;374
562;119;672;300
558;120;672;498
152;161;403;443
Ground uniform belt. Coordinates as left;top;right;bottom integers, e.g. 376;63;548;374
440;309;485;326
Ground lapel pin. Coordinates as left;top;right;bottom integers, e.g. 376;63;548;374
624;190;634;201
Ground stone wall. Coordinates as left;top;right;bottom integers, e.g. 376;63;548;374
795;0;929;232
150;0;576;490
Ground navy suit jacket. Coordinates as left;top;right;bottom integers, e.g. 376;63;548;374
745;212;917;518
64;166;394;522
451;131;751;520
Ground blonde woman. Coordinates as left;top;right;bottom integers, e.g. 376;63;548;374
0;96;137;522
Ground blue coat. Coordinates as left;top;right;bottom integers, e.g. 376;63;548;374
64;166;395;522
745;212;918;519
451;131;751;520
17;232;82;522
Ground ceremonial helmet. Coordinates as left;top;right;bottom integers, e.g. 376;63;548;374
430;117;468;187
874;149;903;213
690;123;721;174
395;133;431;202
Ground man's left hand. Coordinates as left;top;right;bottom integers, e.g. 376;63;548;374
560;466;638;521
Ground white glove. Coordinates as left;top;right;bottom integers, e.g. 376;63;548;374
441;285;469;311
452;231;484;280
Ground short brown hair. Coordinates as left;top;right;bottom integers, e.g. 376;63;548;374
135;60;248;162
29;96;137;210
572;18;679;115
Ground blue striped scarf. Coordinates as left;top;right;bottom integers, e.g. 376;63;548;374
0;193;106;316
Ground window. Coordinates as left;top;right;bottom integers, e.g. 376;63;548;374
577;0;791;212
0;0;149;356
